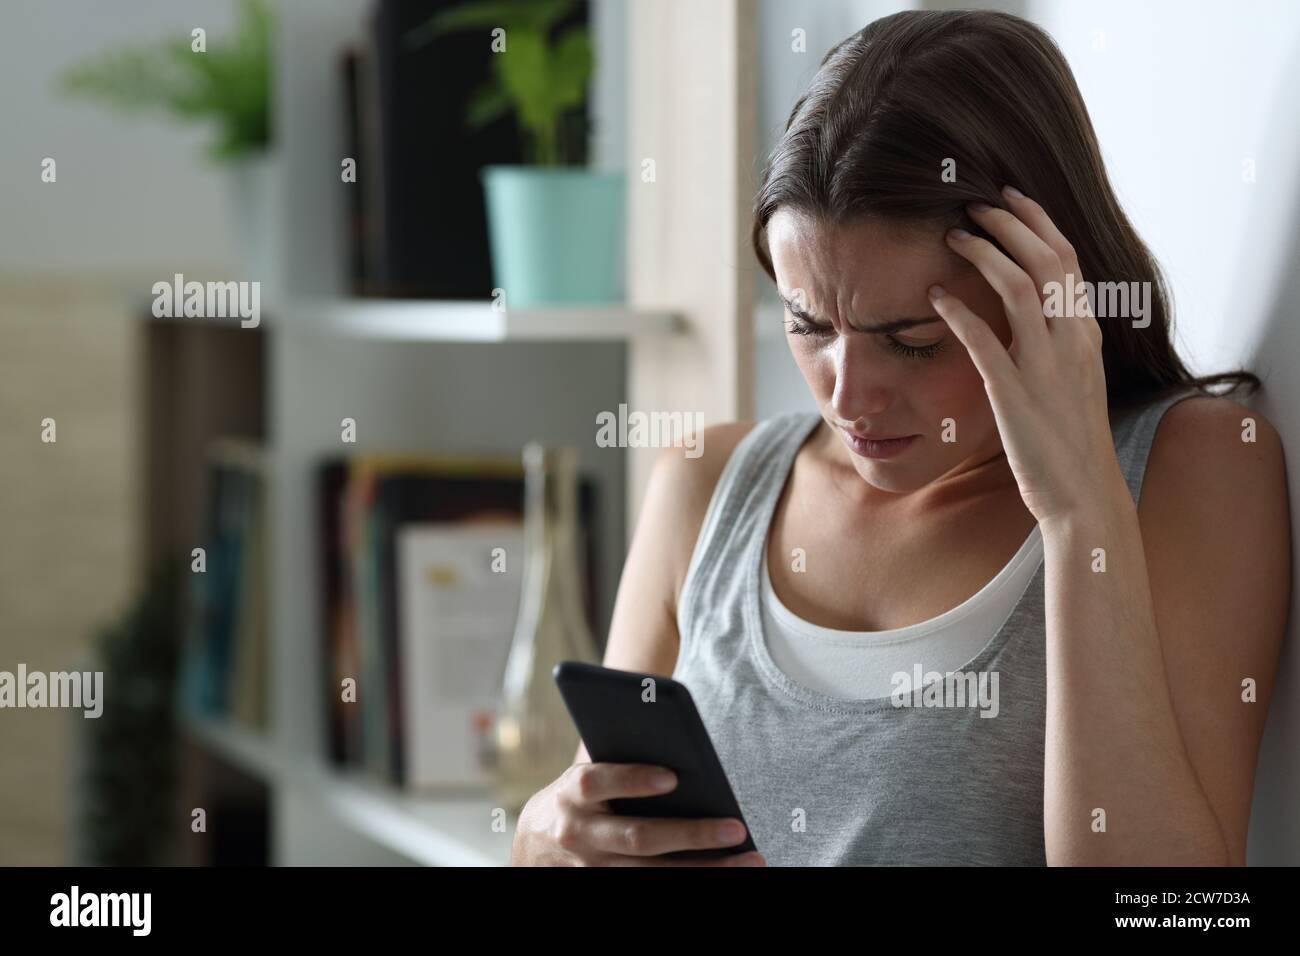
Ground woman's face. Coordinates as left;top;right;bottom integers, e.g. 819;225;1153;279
767;208;1015;496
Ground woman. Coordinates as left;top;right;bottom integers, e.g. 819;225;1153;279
512;9;1290;866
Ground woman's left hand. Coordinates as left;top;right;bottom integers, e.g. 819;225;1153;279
927;185;1127;528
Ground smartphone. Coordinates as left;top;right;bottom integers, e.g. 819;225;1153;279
552;660;757;859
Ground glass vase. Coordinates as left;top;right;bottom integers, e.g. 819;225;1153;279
493;442;599;814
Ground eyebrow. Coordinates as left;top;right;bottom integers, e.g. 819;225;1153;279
777;290;943;335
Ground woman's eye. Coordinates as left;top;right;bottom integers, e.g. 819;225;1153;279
784;318;833;337
886;335;947;360
784;319;946;360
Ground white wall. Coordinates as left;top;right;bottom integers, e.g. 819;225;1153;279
0;0;240;276
1033;0;1300;379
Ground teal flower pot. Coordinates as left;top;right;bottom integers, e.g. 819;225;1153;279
480;166;625;307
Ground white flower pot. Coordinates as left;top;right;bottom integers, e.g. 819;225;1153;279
224;151;281;295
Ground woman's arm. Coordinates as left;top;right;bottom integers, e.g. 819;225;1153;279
570;426;757;763
929;187;1291;865
1040;397;1288;865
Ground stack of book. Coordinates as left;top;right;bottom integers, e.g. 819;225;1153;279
316;452;600;790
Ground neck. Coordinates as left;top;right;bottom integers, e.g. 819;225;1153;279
917;446;1021;510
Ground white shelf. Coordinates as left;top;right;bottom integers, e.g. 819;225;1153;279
278;298;681;342
320;775;512;868
183;715;513;867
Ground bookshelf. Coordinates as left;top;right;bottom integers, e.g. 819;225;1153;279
159;305;670;865
169;0;756;867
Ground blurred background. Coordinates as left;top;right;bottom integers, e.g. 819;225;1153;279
1;0;1297;866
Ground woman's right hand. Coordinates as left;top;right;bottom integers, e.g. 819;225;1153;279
510;762;766;866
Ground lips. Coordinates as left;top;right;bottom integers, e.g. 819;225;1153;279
837;426;919;460
842;430;910;442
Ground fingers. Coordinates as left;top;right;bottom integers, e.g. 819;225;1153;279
928;285;1018;395
964;199;1066;306
551;764;764;865
998;185;1082;278
583;813;752;857
944;226;1051;350
560;762;678;808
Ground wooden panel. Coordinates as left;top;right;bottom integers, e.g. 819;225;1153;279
142;319;265;569
0;278;141;864
626;0;758;531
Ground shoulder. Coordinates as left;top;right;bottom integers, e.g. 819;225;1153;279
648;419;761;537
650;419;763;500
642;420;762;606
1143;394;1284;507
1138;392;1289;643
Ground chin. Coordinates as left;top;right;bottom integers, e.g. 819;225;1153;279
850;462;932;495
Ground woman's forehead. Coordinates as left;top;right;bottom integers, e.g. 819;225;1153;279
768;209;962;304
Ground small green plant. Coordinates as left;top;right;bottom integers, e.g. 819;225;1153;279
410;0;592;167
58;0;272;161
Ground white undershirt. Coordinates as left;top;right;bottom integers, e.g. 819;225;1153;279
760;525;1044;700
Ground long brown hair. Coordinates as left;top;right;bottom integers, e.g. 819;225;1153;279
752;9;1258;407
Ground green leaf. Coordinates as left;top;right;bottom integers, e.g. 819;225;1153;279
59;48;188;113
55;0;271;160
548;26;592;111
494;29;553;136
407;0;577;47
402;0;592;166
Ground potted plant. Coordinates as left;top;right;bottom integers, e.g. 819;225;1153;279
413;0;624;307
58;0;276;285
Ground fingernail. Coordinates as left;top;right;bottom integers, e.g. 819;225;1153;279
928;284;946;300
947;227;970;241
650;770;676;791
717;821;744;843
1002;184;1024;199
968;202;992;213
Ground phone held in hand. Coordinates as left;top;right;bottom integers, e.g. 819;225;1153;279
553;660;758;859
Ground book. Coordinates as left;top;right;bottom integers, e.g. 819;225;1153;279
317;460;355;765
366;458;526;785
364;0;528;297
396;522;525;788
223;443;268;732
180;440;268;731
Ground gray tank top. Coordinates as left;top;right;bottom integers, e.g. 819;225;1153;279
673;386;1201;865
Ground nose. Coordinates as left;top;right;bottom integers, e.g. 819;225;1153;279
828;333;895;422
